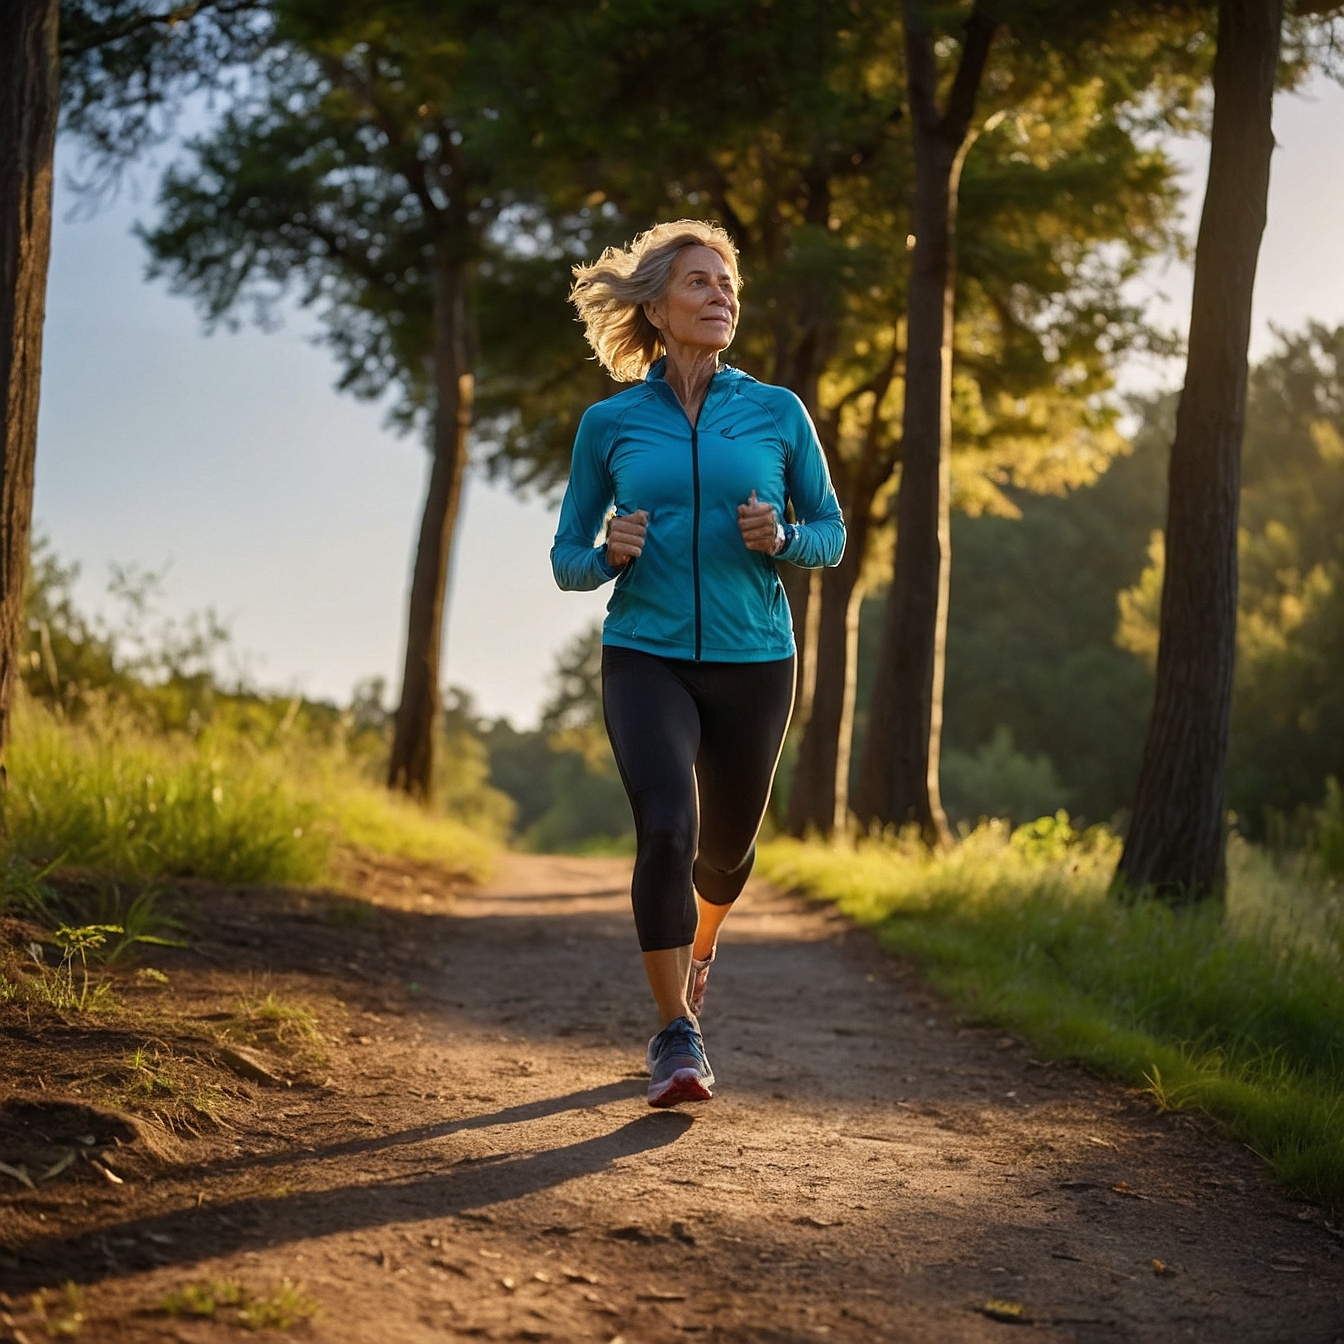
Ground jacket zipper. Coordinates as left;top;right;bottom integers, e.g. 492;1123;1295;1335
690;423;702;660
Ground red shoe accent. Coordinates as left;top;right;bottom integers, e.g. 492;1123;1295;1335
647;1068;714;1108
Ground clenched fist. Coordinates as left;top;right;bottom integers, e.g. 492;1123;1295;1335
606;509;648;568
737;490;785;556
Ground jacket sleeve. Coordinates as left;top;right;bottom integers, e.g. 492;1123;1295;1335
551;405;623;592
776;395;846;569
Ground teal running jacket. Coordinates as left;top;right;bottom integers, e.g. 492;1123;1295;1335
551;360;846;662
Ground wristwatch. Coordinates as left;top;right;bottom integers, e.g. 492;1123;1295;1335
773;521;797;556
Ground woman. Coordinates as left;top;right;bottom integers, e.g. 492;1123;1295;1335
551;219;845;1107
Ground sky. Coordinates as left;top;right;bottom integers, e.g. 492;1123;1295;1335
33;76;1344;728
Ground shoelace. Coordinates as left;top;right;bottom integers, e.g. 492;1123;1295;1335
659;1020;705;1068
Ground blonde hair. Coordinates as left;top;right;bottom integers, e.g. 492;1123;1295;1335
570;220;741;382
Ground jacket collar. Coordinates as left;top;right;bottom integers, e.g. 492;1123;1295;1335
644;357;746;405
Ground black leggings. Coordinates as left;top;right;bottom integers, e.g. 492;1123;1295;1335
602;645;796;952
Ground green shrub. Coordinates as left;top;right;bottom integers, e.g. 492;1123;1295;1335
1316;778;1344;879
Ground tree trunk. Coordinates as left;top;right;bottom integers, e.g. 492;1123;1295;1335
1115;0;1282;903
780;562;820;727
786;549;864;838
852;1;996;844
0;0;58;781
388;246;472;799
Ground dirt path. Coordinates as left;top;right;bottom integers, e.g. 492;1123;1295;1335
2;853;1342;1342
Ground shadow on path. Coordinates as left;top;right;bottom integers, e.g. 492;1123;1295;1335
6;1108;691;1292
191;1079;648;1181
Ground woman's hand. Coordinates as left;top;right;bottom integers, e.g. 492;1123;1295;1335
738;490;784;555
606;509;648;568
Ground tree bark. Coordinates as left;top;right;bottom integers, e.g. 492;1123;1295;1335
388;245;472;799
780;562;820;728
853;1;996;844
786;549;864;838
0;0;59;780
1115;0;1282;903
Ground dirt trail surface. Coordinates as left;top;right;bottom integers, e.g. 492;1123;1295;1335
2;853;1343;1342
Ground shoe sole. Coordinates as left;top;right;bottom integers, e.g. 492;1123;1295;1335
647;1068;714;1108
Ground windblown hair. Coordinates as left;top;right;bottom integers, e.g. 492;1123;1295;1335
570;220;741;382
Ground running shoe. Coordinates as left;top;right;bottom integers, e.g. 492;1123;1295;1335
645;1015;715;1107
687;947;716;1018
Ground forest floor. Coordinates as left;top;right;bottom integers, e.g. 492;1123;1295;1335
1;853;1342;1343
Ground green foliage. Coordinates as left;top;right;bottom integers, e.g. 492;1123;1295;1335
141;0;580;446
156;1278;317;1330
3;703;327;884
224;991;324;1060
0;854;58;921
942;727;1074;828
760;828;1344;1208
119;1044;228;1119
1315;779;1344;880
8;923;120;1014
59;0;274;194
28;1282;84;1338
5;540;506;884
481;624;633;852
2;696;501;885
1116;326;1344;833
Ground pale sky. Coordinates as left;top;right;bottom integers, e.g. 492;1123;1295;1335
34;76;1344;727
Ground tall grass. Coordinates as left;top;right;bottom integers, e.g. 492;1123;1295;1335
759;817;1344;1209
2;700;497;886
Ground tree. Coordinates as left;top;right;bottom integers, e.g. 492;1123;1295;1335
0;0;60;782
842;0;1207;843
1115;0;1285;902
1116;324;1344;838
144;0;560;800
527;2;1180;842
852;0;999;845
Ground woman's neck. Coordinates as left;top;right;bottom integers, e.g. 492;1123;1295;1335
661;342;720;425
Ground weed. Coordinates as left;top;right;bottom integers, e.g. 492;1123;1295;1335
238;1280;317;1330
118;1043;227;1122
70;883;188;965
30;1282;84;1336
50;925;122;1012
157;1279;247;1318
0;854;58;920
225;991;321;1055
156;1278;316;1330
759;822;1344;1210
2;926;121;1013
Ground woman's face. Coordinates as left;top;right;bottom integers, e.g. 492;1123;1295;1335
645;245;739;355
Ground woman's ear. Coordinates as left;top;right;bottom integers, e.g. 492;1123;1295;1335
643;300;664;332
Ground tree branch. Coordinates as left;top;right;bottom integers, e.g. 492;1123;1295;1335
59;0;265;58
940;2;1000;143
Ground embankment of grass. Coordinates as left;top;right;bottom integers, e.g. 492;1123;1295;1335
759;818;1344;1210
2;702;497;887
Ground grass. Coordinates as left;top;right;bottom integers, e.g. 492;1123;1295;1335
758;815;1344;1211
224;990;324;1060
117;1043;229;1124
156;1278;317;1330
30;1282;85;1336
1;699;497;889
